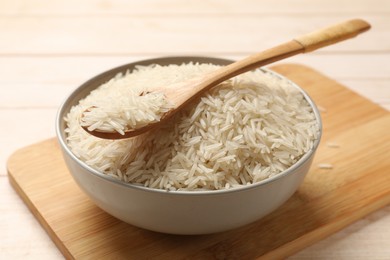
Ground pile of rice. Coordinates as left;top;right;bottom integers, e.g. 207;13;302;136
65;62;319;191
80;75;174;134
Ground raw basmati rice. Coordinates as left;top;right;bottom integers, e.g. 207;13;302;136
326;142;340;148
65;62;320;191
80;72;174;134
318;163;333;169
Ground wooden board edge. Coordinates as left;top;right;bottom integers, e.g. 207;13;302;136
261;192;390;259
6;141;74;260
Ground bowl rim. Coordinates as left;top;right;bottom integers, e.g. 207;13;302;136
55;56;322;196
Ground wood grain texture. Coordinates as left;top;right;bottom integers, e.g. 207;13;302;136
7;64;390;259
1;54;389;110
0;15;386;55
1;0;389;15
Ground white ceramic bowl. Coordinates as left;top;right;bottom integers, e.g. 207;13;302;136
56;56;322;235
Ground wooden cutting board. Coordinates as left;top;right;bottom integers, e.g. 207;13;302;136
7;64;390;259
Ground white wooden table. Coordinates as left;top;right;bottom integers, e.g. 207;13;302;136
1;1;389;259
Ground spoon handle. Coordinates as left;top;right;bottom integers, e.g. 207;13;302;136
225;19;370;76
168;19;370;106
84;19;370;140
294;19;371;53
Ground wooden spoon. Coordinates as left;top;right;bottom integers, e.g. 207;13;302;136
82;19;370;139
